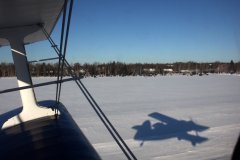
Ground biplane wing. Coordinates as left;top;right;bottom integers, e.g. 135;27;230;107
0;0;64;46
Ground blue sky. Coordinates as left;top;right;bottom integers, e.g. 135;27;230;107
1;0;240;63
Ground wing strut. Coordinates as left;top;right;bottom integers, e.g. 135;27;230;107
40;1;137;159
55;0;73;115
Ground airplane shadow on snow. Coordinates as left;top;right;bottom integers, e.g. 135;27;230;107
132;112;209;147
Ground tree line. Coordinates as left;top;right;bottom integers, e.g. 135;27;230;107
0;60;239;77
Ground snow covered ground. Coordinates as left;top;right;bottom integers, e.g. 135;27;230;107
0;74;240;160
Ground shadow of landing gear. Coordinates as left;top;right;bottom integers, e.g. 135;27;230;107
132;112;209;147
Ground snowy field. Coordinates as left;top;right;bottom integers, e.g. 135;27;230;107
0;74;240;160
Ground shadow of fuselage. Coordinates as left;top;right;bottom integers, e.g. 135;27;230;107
132;112;209;146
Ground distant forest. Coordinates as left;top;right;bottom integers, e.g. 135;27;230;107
0;60;239;77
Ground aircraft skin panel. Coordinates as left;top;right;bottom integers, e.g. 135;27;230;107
0;0;64;46
0;101;101;159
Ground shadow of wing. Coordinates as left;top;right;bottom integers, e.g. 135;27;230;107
149;112;178;124
177;132;208;146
